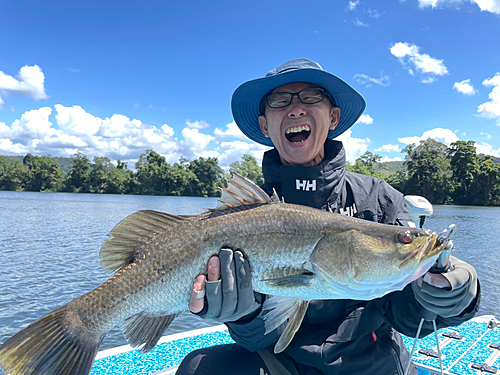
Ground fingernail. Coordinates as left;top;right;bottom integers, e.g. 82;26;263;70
423;273;433;284
210;257;218;267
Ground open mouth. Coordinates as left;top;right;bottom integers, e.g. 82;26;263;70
285;125;311;143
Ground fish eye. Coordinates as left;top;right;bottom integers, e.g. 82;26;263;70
398;231;414;244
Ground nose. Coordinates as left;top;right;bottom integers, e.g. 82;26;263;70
287;97;307;118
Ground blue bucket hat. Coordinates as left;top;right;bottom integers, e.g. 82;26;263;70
231;58;366;147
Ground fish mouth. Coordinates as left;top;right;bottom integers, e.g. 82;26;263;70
398;224;456;273
285;125;311;144
398;231;438;268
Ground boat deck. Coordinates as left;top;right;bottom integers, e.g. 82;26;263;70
91;316;500;375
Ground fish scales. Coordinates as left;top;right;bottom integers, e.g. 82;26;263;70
67;202;329;335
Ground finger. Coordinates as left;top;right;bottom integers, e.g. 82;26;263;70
189;274;206;313
219;249;237;316
233;251;254;313
416;276;423;288
207;255;220;282
423;272;452;289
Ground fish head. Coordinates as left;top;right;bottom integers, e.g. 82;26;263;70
309;222;452;300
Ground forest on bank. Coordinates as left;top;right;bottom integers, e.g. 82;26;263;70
0;139;499;206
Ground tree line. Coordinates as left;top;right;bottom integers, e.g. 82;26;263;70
0;150;263;197
1;139;499;205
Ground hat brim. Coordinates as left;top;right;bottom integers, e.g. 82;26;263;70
231;68;366;147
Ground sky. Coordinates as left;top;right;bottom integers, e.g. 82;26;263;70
1;0;499;170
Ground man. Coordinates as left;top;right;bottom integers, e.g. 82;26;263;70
177;58;479;375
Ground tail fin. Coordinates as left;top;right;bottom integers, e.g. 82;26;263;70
0;306;102;375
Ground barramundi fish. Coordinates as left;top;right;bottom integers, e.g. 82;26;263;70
0;172;453;375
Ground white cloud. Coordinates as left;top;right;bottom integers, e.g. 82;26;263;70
353;18;369;27
214;141;270;170
477;73;500;124
345;0;360;11
453;79;477;95
474;0;500;14
481;132;492;140
0;105;183;164
354;73;392;87
398;128;459;146
333;129;371;163
376;144;401;152
185;120;210;129
355;114;374;124
390;42;448;83
475;142;500;157
418;0;500;14
161;124;174;137
0;65;48;108
367;8;381;17
381;155;403;162
421;76;437;84
180;128;215;160
213;121;249;139
0;104;273;171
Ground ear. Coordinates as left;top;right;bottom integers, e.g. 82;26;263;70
329;106;341;131
259;115;270;137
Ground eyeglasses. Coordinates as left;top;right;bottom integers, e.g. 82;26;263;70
265;87;335;109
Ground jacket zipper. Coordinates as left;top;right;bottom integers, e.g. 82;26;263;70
373;332;405;375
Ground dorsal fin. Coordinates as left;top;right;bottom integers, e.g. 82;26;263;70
99;210;188;273
213;171;273;210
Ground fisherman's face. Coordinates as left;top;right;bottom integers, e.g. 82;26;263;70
258;82;340;167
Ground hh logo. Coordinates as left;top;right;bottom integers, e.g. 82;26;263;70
296;179;316;191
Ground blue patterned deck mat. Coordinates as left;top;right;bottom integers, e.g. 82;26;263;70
89;331;235;375
401;319;496;375
90;320;498;375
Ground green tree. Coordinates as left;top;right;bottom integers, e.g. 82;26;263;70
187;157;224;197
133;150;170;195
0;156;11;190
163;161;195;196
347;151;386;179
447;141;479;204
469;155;500;206
400;139;452;204
106;160;132;194
66;152;91;192
0;158;29;191
229;154;264;186
87;157;114;193
24;155;64;192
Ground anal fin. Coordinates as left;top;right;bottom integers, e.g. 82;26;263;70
121;312;177;353
261;296;309;354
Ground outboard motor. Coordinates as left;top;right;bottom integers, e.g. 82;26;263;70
404;195;433;228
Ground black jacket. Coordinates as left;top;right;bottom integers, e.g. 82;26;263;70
226;140;480;375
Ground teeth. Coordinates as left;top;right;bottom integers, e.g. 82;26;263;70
285;125;311;135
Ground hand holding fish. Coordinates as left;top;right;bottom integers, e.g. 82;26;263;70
189;249;262;322
412;256;478;318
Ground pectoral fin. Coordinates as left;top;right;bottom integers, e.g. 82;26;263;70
261;272;314;288
261;296;309;354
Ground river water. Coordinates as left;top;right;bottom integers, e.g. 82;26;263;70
0;191;498;351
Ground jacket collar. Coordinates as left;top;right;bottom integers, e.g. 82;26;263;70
262;139;347;210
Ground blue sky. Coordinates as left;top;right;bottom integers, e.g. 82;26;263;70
1;0;499;170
